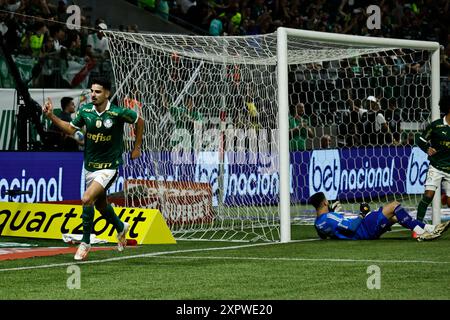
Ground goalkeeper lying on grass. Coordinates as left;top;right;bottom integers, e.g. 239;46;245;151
309;192;450;242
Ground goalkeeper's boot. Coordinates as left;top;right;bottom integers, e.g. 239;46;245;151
417;231;442;242
116;222;130;252
411;231;418;239
74;242;91;261
432;221;450;235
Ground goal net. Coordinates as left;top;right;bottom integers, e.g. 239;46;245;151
105;28;440;242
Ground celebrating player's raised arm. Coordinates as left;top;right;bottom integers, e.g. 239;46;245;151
43;98;77;136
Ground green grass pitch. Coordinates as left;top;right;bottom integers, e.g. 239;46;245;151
1;224;449;300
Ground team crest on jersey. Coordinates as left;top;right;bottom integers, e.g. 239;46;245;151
103;118;113;128
96;119;102;128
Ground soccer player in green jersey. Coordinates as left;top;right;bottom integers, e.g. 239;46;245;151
416;96;450;230
43;78;144;260
289;102;314;151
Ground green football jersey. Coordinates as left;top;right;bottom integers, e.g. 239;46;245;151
417;118;450;173
289;115;309;151
71;101;138;171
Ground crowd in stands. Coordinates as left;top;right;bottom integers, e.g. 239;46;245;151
170;1;449;78
168;1;448;48
0;0;140;88
1;0;449;151
1;0;449;87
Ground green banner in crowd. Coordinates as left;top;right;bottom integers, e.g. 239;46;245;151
0;109;16;150
0;55;37;88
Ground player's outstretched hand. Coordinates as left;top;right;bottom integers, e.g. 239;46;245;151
329;201;342;212
359;202;371;217
42;97;53;117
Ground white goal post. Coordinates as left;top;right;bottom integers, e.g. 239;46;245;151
104;27;441;243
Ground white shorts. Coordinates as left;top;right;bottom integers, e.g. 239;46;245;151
424;165;450;192
85;169;118;190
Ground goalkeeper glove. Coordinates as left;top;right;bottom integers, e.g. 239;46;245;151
328;201;342;212
359;202;371;217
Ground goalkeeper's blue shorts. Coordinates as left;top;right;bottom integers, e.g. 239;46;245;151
356;207;393;240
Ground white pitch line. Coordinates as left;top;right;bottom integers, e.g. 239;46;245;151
2;236;445;272
150;255;450;265
0;238;319;272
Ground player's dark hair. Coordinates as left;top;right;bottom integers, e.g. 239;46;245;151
91;77;111;91
440;95;450;115
309;192;326;210
61;97;73;110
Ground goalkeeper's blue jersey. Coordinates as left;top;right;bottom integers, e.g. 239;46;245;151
314;212;364;240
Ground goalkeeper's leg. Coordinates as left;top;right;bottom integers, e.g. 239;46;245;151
391;203;427;232
381;202;432;234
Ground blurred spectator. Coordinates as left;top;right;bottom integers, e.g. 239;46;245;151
289;102;314;151
176;0;196;15
250;0;266;21
64;30;82;58
49;25;65;53
86;22;109;59
127;24;139;33
61;30;95;88
0;11;8;36
403;131;416;146
226;1;242;35
169;93;203;147
441;45;450;78
244;84;261;129
137;0;155;11
50;96;75;131
3;1;23;13
320;134;332;149
384;99;402;145
363;95;391;145
340;97;365;146
49;96;83;151
56;0;69;22
209;12;225;36
138;0;170;20
21;21;48;57
26;0;51;17
157;0;170;20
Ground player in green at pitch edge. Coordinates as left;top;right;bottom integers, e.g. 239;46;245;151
43;77;144;260
416;96;450;237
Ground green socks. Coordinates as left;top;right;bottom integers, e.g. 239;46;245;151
417;195;433;222
81;206;95;244
81;204;124;244
101;204;124;233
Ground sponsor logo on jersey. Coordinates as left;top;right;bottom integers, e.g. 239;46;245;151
95;119;102;128
86;132;112;143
